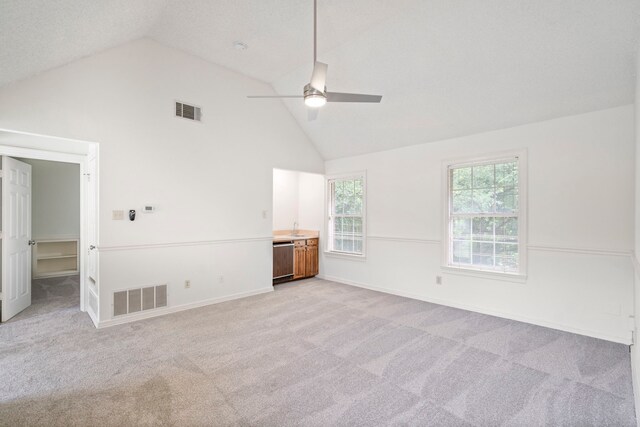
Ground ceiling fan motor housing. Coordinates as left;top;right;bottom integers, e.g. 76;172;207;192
304;83;325;98
303;83;327;107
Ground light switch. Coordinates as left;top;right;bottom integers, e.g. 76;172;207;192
112;210;124;220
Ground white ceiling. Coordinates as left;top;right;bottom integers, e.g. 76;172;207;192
2;0;639;159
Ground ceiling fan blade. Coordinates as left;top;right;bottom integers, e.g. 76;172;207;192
247;95;303;98
307;108;319;121
326;92;382;103
310;62;328;92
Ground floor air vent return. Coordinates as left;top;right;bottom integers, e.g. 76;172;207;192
113;284;167;317
175;101;201;121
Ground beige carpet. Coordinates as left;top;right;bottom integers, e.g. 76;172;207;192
0;277;635;426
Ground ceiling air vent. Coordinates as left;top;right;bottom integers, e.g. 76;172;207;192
175;101;202;122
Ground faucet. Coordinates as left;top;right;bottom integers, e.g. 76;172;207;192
293;221;298;235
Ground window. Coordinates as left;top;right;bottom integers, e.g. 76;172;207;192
445;153;525;274
327;175;365;256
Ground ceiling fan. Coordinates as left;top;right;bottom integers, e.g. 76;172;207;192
247;0;382;120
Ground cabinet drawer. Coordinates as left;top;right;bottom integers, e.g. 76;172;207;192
306;239;318;246
294;240;305;247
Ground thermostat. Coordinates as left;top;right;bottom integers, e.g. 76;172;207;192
142;205;155;213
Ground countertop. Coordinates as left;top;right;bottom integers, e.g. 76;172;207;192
273;229;319;243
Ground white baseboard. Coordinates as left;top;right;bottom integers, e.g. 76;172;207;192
97;286;274;328
317;274;631;345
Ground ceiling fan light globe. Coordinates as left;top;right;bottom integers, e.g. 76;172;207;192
304;95;327;108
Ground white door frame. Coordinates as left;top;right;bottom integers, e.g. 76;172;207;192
0;131;99;326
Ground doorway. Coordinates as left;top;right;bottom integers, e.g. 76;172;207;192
17;158;80;320
272;168;325;285
0;129;99;326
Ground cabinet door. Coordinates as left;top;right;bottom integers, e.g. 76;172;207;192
293;246;306;279
305;245;319;277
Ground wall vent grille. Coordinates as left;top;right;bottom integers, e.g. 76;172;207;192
113;284;167;317
175;102;202;121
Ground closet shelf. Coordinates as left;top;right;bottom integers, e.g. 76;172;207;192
37;254;77;260
34;239;79;278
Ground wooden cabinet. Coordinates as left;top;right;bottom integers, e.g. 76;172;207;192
305;241;318;277
293;238;319;280
273;237;319;284
293;241;306;279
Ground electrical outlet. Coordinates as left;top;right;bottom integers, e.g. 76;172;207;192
184;280;191;289
435;276;442;285
112;210;124;220
262;210;268;219
218;275;224;283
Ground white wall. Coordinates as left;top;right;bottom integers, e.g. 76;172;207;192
323;105;635;344
272;168;324;233
19;159;80;239
0;39;324;324
273;169;300;231
298;172;325;233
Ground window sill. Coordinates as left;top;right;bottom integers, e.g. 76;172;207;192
324;251;367;262
441;265;527;283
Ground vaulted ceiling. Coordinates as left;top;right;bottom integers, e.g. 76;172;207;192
2;0;639;159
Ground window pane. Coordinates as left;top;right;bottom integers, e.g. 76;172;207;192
472;241;493;255
333;237;343;252
472;254;494;267
472;187;494;212
329;177;365;255
473;164;494;189
354;179;364;215
453;240;471;264
495;217;518;242
472;240;494;266
452;190;473;213
496;188;517;212
333;178;364;216
496;243;518;257
495;162;517;188
343;217;353;234
354;217;363;234
333;217;343;234
452;218;471;239
344;180;355;214
452;167;471;190
472;217;494;241
355;179;363;197
448;158;520;273
354;238;363;254
334;181;344;214
496;255;518;271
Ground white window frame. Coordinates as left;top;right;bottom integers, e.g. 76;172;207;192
325;172;367;258
442;150;527;278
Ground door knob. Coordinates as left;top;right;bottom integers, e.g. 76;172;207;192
89;245;96;250
28;240;35;246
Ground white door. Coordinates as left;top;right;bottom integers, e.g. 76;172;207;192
2;157;32;322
